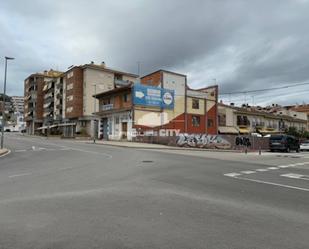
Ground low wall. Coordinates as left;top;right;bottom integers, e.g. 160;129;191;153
133;133;270;150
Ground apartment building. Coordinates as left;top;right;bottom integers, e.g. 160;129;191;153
24;69;62;134
218;103;307;135
11;96;24;113
62;62;139;137
93;69;218;141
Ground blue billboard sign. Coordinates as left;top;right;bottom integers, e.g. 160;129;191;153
133;84;174;109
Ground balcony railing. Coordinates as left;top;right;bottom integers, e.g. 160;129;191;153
100;104;114;111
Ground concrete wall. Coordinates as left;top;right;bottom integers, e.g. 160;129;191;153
83;68;115;116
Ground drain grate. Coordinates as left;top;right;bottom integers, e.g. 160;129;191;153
142;160;154;163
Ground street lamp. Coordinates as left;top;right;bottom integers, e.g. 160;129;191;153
1;56;14;149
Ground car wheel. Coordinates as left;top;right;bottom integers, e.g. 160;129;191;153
296;148;300;153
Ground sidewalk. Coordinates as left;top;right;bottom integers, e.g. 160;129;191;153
88;140;245;153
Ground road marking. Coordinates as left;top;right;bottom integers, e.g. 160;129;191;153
224;173;242;177
32;146;36;151
15;149;27;152
278;165;290;168
234;176;309;192
9;173;32;178
240;170;256;174
281;173;309;181
287;164;298;167
256;168;268;172
267;167;279;170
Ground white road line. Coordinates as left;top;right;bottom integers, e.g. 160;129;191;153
281;173;309;181
256;168;269;172
224;173;242;177
278;165;290;168
234;176;309;192
32;146;36;151
9;173;32;178
15;149;27;152
240;170;256;174
267;167;279;170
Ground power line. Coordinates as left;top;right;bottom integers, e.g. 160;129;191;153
219;82;309;96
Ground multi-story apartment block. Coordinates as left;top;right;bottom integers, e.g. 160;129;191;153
93;69;218;141
24;69;62;134
11;96;24;114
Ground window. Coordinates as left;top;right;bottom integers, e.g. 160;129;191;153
192;98;199;109
103;98;110;105
115;117;119;124
123;93;130;102
66;107;73;113
66;95;73;102
192;116;200;127
67;71;74;78
67;83;73;90
80;121;87;127
208;119;214;127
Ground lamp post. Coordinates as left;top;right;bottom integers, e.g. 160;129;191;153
1;56;14;149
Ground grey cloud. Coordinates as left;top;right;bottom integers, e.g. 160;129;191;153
0;0;309;105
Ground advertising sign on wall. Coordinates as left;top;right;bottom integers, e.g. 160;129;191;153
133;84;174;109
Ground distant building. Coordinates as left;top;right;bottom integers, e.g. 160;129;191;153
11;96;24;113
218;103;308;135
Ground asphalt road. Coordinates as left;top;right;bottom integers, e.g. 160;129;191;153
0;133;309;249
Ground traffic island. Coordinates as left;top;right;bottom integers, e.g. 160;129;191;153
0;148;10;157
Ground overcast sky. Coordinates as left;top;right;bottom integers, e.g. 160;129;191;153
1;0;309;106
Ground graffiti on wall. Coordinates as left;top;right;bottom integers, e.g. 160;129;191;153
176;133;231;149
235;136;251;147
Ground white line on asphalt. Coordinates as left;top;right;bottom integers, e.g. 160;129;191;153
287;164;297;167
224;173;242;177
281;173;309;181
234;176;309;192
267;167;279;170
9;173;32;178
278;165;290;168
256;168;269;172
15;149;27;152
32;146;36;151
240;170;256;174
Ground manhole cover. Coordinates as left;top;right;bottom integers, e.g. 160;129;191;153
142;160;154;163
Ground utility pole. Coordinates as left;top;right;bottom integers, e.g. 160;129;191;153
137;61;142;77
93;84;97;144
1;56;14;149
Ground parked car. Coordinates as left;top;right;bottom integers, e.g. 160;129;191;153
269;134;300;153
300;140;309;151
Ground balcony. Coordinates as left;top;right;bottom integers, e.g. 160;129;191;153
114;79;132;86
100;104;114;111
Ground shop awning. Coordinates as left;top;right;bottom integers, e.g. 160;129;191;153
239;128;250;134
218;126;239;134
